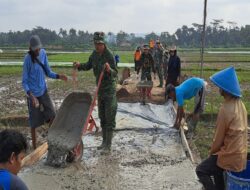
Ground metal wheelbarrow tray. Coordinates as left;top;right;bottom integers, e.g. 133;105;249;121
47;92;92;167
136;81;153;104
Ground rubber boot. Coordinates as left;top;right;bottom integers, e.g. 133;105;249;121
101;130;113;154
97;128;106;150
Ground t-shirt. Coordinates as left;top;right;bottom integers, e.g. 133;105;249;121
0;169;28;190
175;77;204;106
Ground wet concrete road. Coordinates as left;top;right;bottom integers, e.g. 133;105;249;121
19;103;202;190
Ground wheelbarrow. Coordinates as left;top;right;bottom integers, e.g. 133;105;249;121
46;68;105;167
136;80;153;105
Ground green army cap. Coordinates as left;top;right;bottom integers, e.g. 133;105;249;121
93;32;105;44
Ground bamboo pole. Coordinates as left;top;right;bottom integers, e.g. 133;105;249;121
200;0;208;78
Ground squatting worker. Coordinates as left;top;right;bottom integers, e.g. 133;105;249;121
166;77;206;131
137;44;156;81
0;130;28;190
22;35;68;150
73;32;118;153
196;67;248;190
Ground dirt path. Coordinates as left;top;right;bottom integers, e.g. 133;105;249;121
19;103;202;190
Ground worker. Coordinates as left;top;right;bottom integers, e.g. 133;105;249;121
166;46;181;86
114;54;120;67
196;67;248;190
22;35;68;150
0;130;28;190
165;77;206;131
134;46;141;73
137;44;156;81
153;40;164;87
163;50;169;81
73;32;118;153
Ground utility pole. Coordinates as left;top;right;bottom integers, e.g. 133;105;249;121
200;0;207;78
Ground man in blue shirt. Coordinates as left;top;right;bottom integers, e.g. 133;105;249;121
0;130;28;190
22;35;67;149
166;77;206;131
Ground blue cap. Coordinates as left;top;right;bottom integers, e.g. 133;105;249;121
210;67;241;97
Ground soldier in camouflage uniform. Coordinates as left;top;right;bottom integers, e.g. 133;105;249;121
137;44;156;81
73;32;118;152
153;40;164;87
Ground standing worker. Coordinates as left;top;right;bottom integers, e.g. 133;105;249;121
163;49;169;81
153;40;164;87
0;130;28;190
165;77;206;131
166;46;181;86
73;32;118;153
137;44;156;81
22;35;68;150
114;54;120;67
134;47;141;73
196;67;248;190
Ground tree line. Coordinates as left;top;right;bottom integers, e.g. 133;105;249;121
0;19;250;50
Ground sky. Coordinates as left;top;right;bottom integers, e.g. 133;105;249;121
0;0;249;34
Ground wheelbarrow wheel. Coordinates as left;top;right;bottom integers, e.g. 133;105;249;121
66;140;84;163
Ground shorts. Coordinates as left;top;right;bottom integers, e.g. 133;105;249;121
27;90;56;128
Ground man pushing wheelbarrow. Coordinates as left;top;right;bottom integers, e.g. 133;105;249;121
137;44;156;105
73;32;118;153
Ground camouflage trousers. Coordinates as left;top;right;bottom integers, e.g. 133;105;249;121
155;65;163;85
141;69;152;81
98;95;117;130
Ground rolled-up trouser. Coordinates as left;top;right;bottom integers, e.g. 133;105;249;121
27;90;56;128
98;95;117;130
194;84;206;114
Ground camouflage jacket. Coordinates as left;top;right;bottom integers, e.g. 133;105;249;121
153;47;164;65
78;47;118;97
137;52;156;74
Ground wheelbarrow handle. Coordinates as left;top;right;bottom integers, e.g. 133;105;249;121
82;65;106;134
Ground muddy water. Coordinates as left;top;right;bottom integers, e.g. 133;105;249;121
19;102;202;190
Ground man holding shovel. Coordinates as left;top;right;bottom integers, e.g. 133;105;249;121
73;32;118;153
22;35;67;150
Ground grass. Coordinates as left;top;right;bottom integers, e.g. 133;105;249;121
1;48;250;63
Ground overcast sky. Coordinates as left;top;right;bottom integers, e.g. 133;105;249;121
0;0;249;34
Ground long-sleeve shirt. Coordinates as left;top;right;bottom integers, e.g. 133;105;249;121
167;55;181;80
78;47;118;98
210;98;248;172
22;49;58;97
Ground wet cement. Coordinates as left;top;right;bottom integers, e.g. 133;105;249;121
19;102;202;190
47;92;92;167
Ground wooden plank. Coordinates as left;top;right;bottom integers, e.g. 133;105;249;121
22;142;48;167
180;124;195;163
